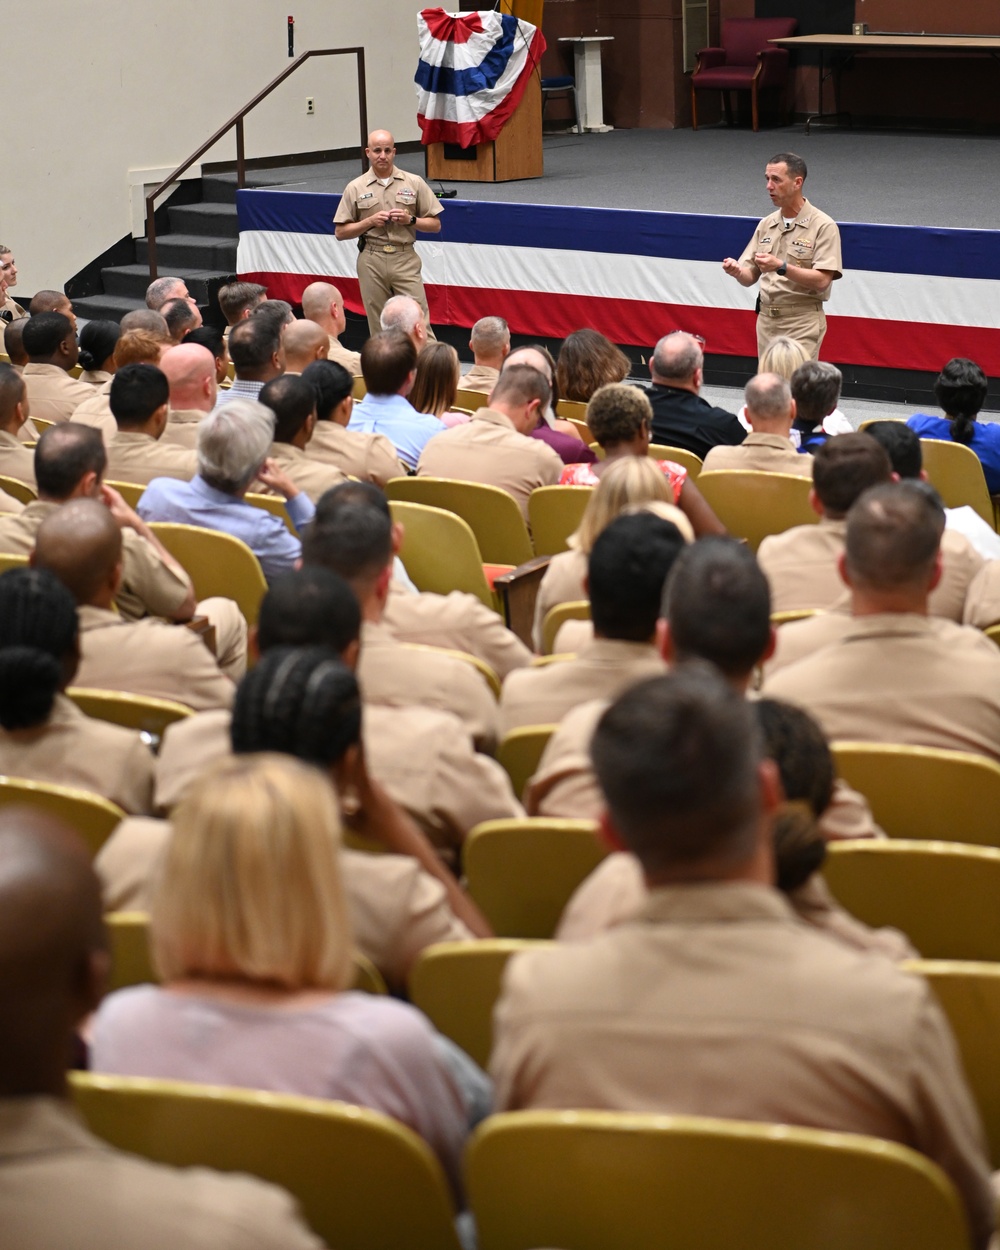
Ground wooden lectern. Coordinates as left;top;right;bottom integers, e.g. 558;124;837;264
425;0;545;183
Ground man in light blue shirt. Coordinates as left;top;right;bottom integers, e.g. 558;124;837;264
139;397;314;584
215;316;285;410
348;329;442;471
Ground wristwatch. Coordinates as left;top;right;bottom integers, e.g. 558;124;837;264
409;213;417;226
777;261;788;277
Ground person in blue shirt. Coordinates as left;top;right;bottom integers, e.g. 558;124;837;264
907;357;1000;493
348;329;443;471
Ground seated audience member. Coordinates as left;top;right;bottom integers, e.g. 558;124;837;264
0;808;325;1250
215;316;284;407
105;364;197;486
281;319;329;374
764;481;1000;762
33;500;234;713
558;697;912;960
300;360;405;486
556;328;630;403
77;320;120;387
302;497;500;752
138;399;313;583
145;275;195;312
416;364;563;521
29;291;77;325
907;357;1000;492
259;375;346;502
89;752;486;1206
490;665;995;1250
217;280;266;337
500;513;682;735
157;343;218;449
502;344;596;464
21;311;92;422
0;245;25;321
380;294;429;354
251;299;295;336
348;330;441;470
533;457;691;651
561;383;725;535
72;328;165;442
409;342;468;427
160;296;202;344
300;281;361;376
758;432;981;621
703;373;811;476
462;316;510;395
791;359;850;451
0;568;154;813
646;331;745;458
0;363;36;488
183;324;230;387
120;308;171;339
3;318;27;372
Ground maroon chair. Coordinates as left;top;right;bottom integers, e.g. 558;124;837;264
691;18;798;132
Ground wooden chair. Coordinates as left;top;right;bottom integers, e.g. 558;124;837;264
385;477;534;566
541;599;591;655
823;839;1000;961
70;1074;462;1250
147;523;268;626
464;817;607;938
466;1110;968;1250
496;725;558;802
387;499;497;611
904;960;1000;1168
985;622;1000;652
919;438;996;528
0;552;28;575
454;387;491;412
409;939;551;1067
245;491;295;534
528;485;592;556
771;608;819;626
29;416;56;434
649;443;704;479
0;473;35;505
691;17;798;133
831;742;1000;846
0;777;124;857
399;642;501;700
105;480;145;510
67;687;193;747
695;470;816;552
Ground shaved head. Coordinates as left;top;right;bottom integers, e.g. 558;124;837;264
282;319;329;373
119;308;170;341
301;281;344;321
159;342;217;411
33;498;123;605
0;808;107;1095
0;363;26;431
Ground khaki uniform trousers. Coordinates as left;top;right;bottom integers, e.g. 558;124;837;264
757;298;826;361
357;242;436;339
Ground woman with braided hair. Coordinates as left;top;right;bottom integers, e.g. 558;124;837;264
0;567;154;812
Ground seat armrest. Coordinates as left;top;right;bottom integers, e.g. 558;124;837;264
755;46;790;87
695;47;727;72
493;556;551;650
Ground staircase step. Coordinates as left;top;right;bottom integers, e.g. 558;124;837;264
71;293;148;324
136;234;237;271
102;264;233;303
202;175;239;206
168;202;240;239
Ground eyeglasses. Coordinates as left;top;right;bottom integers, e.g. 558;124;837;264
666;330;707;348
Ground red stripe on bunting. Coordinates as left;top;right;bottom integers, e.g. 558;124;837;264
420;9;483;43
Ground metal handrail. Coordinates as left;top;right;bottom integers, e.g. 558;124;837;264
144;46;368;281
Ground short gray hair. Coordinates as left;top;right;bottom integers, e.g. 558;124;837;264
197;398;275;495
145;276;186;311
380;295;422;334
652;333;702;381
471;316;509;354
745;372;792;422
791;360;842;423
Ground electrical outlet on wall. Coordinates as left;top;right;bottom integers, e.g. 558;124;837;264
306;97;315;115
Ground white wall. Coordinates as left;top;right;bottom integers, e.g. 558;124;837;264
3;0;423;291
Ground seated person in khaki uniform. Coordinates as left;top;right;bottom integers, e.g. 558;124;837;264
258;374;346;503
463;315;510;395
3;318;28;373
157;342;217;449
702;372;812;477
160;296;202;346
105;363;197;487
300;281;362;376
300;359;406;487
0;808;326;1250
281;319;329;376
71;325;168;444
217;280;266;341
491;666;996;1250
0;362;36;488
380;294;430;355
21;310;93;423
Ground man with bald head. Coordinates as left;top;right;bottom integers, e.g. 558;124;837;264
119;307;170;340
703;372;810;476
3;318;27;373
32;498;233;711
0;362;36;491
381;294;428;354
282;319;329;375
464;316;510;395
647;331;745;459
0;808;326;1249
301;280;361;375
29;290;77;328
333;128;443;335
158;343;218;449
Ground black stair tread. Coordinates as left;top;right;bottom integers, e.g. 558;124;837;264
139;233;238;250
102;263;236;280
168;202;238;217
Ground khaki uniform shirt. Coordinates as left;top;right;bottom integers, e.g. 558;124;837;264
358;619;499;753
77;604;234;713
105;431;197;487
702;431;812;476
327;335;363;376
532;548;588;652
0;500;192;623
265;440;347;504
22;362;95;422
460;362;499;396
758;517;983;622
384;580;531;680
499;639;666;737
80;368;113;388
70;382;115;443
306;420;406;487
491;881;994;1250
738;199;843;306
0;487;23;515
416;408;564;522
0;427;36;487
763;612;1000;763
0;693;154;814
161;407;207;450
763;610;854;681
0;292;26;320
963;560;1000;630
0;1097;326;1250
334;166;442;247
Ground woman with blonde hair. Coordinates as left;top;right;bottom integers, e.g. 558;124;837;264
407;341;469;427
90;751;485;1200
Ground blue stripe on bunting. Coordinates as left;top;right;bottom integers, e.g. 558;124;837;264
414;14;518;98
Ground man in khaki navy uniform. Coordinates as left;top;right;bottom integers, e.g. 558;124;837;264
301;281;363;376
0;363;37;489
21;310;93;422
157;342;217;450
723;152;842;361
105;363;197;487
702;372;812;477
258;374;347;504
334;129;443;336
